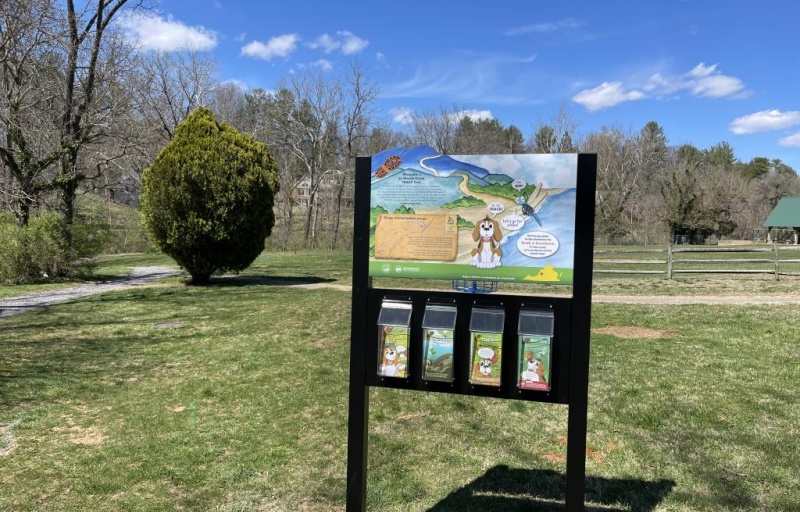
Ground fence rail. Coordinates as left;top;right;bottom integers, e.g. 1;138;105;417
593;244;800;279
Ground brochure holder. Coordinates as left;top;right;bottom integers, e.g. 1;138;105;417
421;304;457;383
517;309;555;391
468;308;505;387
376;300;412;379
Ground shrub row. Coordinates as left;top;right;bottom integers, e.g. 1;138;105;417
0;214;75;284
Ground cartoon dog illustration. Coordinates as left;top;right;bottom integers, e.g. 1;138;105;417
521;351;546;384
470;217;503;269
478;357;494;377
379;343;406;377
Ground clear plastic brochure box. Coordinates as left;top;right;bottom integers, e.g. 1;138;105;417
421;305;458;383
468;307;505;387
517;309;554;391
377;300;413;378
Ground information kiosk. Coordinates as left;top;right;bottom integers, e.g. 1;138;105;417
347;149;596;511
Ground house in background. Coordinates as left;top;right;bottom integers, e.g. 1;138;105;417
295;178;312;207
292;173;353;209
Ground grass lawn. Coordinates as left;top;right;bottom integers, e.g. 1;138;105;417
0;251;798;511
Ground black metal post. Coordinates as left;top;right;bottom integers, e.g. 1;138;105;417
565;153;597;512
346;157;372;512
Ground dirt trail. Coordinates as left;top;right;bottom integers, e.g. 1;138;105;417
0;266;182;318
4;270;800;319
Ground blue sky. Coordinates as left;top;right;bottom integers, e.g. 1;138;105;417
120;0;800;170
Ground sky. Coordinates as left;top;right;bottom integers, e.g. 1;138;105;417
119;0;800;170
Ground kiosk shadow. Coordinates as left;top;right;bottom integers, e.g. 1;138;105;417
207;275;336;287
428;465;674;512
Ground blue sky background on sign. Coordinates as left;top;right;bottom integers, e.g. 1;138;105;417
123;0;800;169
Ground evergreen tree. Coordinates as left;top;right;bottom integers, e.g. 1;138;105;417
742;156;771;180
504;125;526;153
640;121;668;168
140;107;279;284
532;125;557;153
705;141;738;171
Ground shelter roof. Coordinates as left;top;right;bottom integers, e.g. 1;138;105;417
763;197;800;227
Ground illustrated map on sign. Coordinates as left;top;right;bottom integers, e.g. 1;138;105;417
368;146;578;285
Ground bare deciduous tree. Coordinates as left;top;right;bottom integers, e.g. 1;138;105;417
134;49;217;143
0;0;63;224
581;126;645;237
265;73;343;247
330;60;377;248
406;105;461;154
0;0;142;234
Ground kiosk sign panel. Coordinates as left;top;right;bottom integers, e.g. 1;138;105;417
369;146;578;285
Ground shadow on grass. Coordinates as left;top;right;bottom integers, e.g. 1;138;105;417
207;275;337;287
428;465;674;512
0;305;198;411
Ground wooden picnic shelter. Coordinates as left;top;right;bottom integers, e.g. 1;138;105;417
763;197;800;244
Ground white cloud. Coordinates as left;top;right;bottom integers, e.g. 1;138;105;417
384;53;539;105
220;79;248;91
688;62;716;78
454;109;494;122
241;34;300;60
650;63;746;99
779;132;800;147
505;19;583;36
389;107;414;125
306;33;340;53
686;63;745;98
119;12;217;51
338;31;369;54
388;107;494;126
376;52;386;62
573;62;747;111
304;31;368;55
311;59;334;71
572;82;645;111
730;110;800;135
234;32;246;43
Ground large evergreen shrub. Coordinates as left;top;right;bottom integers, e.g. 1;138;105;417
140;107;279;284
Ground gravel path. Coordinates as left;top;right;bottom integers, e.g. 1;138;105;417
0;266;182;318
4;270;800;319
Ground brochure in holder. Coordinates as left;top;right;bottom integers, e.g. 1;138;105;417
421;304;457;383
517;309;554;391
377;300;412;378
469;308;505;387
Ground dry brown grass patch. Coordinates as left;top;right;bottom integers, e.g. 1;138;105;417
67;426;106;446
593;326;674;339
52;415;107;446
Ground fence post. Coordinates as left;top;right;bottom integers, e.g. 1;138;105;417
774;242;780;281
667;244;673;279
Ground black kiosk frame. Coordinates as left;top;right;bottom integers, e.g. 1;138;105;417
347;154;597;511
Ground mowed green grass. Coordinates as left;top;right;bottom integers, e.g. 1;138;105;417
0;251;798;511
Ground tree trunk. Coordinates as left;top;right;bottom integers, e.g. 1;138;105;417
15;194;32;227
304;195;315;245
331;180;345;249
60;177;78;249
281;200;294;251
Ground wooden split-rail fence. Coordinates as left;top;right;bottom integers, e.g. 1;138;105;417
593;244;800;279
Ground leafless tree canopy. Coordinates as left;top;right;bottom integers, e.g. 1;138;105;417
1;7;797;250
